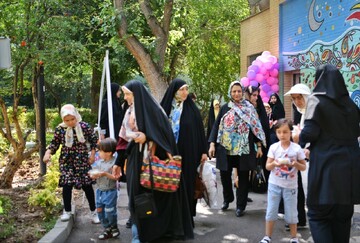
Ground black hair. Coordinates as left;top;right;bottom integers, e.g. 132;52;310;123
97;137;117;153
273;118;293;131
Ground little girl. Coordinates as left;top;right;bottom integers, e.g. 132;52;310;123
43;104;99;223
259;118;306;243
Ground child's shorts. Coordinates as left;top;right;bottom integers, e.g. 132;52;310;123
265;183;298;224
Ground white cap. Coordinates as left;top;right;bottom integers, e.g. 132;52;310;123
284;83;311;96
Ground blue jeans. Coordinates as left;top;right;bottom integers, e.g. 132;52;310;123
131;224;140;243
266;183;298;224
96;189;118;228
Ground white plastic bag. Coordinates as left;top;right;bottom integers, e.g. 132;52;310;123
198;161;218;208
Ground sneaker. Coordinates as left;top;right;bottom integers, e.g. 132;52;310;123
98;228;111;240
278;213;285;220
259;235;271;243
290;237;299;243
91;210;100;224
60;211;72;222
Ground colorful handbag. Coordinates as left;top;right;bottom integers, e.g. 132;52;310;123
140;143;182;192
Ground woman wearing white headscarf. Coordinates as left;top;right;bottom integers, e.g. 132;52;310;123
283;83;312;230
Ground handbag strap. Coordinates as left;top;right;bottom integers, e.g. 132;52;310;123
141;143;155;191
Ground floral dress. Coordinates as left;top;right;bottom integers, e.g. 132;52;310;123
47;121;98;189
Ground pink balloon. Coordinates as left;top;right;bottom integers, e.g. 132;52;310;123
247;70;256;80
260;67;267;75
269;56;278;64
273;78;279;84
260;90;267;98
250;80;259;87
253;60;263;68
240;77;250;87
264;62;273;70
262;96;269;103
271;84;279;92
267;77;275;85
270;69;278;77
264;73;270;80
255;73;264;82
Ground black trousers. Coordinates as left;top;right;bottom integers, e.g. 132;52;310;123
278;171;306;225
220;155;250;210
220;169;234;204
63;184;96;212
308;204;354;243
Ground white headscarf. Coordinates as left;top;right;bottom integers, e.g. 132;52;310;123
284;83;311;128
59;104;85;147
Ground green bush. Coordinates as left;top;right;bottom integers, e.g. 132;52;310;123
28;149;62;220
0;195;14;239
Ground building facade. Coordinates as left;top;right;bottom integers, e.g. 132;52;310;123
241;0;360;119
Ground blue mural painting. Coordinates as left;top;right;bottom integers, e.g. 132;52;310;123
280;0;360;106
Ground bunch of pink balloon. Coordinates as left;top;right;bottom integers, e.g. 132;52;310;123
240;51;279;103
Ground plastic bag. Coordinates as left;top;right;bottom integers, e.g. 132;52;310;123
198;161;218;208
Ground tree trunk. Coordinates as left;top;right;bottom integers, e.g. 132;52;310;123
114;0;173;101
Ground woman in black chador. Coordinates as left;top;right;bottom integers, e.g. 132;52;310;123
300;64;360;242
161;78;208;225
121;80;193;242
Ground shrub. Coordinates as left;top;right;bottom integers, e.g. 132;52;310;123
0;195;14;239
28;149;62;220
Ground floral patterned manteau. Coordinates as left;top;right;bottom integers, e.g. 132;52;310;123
47;121;98;189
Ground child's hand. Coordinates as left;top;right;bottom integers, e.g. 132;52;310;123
89;154;95;164
273;160;282;167
43;150;51;163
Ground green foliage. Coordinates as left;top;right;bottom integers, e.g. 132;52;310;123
180;0;250;110
28;150;61;220
78;108;97;127
0;196;15;239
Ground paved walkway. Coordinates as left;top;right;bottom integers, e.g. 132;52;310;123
40;169;360;243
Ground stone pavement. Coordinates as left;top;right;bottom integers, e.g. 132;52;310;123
40;170;360;243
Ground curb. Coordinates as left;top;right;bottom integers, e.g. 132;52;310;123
38;206;76;243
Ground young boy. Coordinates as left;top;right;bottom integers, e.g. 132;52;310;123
259;119;306;243
89;138;120;240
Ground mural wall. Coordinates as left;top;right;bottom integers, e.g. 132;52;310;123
280;0;360;106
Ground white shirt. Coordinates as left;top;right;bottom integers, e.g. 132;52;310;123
267;141;306;189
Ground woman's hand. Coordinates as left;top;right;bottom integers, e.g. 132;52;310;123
134;132;146;144
200;153;208;164
256;147;263;158
208;143;215;158
112;165;122;179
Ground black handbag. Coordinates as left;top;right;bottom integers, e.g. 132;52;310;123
134;144;158;219
134;192;157;219
251;163;267;193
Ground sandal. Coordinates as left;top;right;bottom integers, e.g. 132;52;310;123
98;229;112;240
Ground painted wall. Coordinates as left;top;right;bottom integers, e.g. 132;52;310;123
280;0;360;106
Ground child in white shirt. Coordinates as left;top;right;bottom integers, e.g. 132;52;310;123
260;118;306;243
